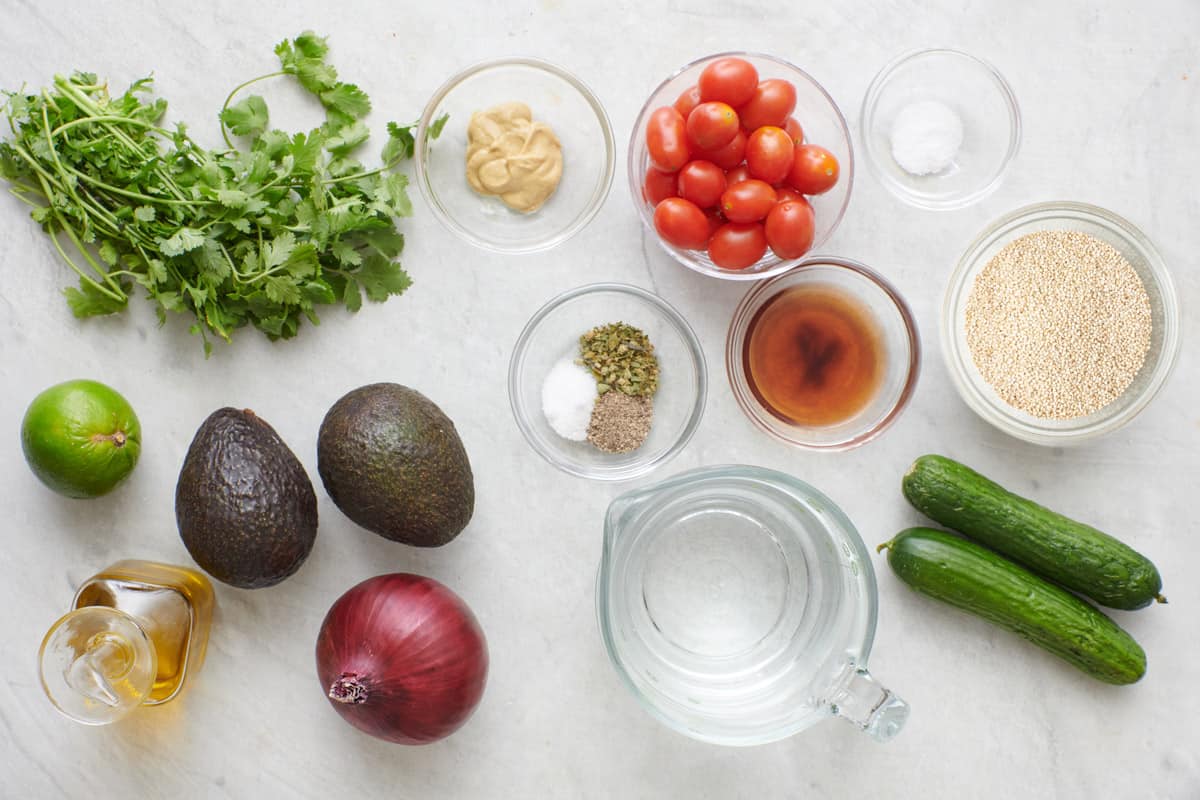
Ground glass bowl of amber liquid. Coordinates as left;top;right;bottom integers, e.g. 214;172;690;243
725;258;920;450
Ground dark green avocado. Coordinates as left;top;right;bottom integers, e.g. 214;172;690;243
175;408;318;589
317;383;474;547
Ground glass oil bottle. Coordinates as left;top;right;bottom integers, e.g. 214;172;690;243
39;560;214;725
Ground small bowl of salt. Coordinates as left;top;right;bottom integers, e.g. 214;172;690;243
860;49;1020;210
508;283;707;481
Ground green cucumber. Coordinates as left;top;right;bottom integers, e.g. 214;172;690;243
880;528;1146;685
902;454;1163;610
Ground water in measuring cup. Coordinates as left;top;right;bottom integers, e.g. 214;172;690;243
602;478;873;742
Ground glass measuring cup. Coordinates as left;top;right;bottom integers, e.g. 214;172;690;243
596;465;908;745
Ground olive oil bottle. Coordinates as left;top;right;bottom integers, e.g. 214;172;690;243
39;560;214;725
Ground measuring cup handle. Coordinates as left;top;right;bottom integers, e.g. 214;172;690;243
830;667;910;742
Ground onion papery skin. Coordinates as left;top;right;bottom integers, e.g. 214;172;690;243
315;573;488;744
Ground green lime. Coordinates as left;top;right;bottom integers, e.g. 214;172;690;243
21;379;141;498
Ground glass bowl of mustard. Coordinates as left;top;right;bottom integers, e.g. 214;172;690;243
415;57;616;254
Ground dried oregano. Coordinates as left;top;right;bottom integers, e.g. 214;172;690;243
577;322;659;397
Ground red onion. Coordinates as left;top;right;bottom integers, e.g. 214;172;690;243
315;573;488;744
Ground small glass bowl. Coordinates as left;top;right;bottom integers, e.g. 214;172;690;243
943;201;1180;445
726;258;920;450
861;49;1020;210
628;52;853;281
509;284;707;480
415;57;615;254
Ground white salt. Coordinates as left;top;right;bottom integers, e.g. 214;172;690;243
541;358;597;441
889;100;964;176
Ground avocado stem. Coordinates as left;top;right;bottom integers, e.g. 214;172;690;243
1154;593;1168;604
876;541;892;554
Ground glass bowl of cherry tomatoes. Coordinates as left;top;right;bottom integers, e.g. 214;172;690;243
629;53;853;281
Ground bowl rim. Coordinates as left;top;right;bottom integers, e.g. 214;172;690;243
627;51;855;281
508;282;708;480
414;56;616;254
725;256;921;450
941;200;1181;445
859;47;1022;211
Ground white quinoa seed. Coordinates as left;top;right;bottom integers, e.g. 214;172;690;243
964;230;1152;420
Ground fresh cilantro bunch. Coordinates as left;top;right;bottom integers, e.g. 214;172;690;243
0;31;445;354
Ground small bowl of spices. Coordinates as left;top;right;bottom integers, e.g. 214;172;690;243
943;201;1180;445
861;49;1020;210
415;57;615;254
726;258;920;450
509;283;707;480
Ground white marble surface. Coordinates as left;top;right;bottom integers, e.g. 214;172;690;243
1;1;1197;797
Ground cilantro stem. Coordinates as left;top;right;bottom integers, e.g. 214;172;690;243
46;227;126;303
219;71;287;149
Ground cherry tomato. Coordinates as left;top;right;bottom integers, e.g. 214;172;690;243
787;144;840;195
643;167;678;206
674;85;701;118
724;164;751;186
764;200;815;259
708;222;767;270
738;79;797;130
653;197;710;250
784;117;804;145
773;186;805;205
695;128;746;170
676;160;727;209
698;57;759;107
686;102;739;151
720;179;777;223
646;107;690;172
745;126;795;185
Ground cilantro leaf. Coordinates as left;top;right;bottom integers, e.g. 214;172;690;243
356;253;411;302
293;31;328;60
381;121;415;163
325;119;369;156
161;227;206;256
320;83;371;119
64;281;127;317
221;95;269;138
430;112;449;139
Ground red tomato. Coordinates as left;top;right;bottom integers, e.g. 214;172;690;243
698;57;759;107
643;167;678;206
674;85;701;118
764;200;815;259
653;197;710;250
724;164;751;186
708;222;767;270
695;128;746;170
787;144;840;195
676;160;727;209
745;126;795;184
784;117;804;145
720;179;777;223
686;102;739;151
773;186;805;205
646;107;690;172
738;79;797;130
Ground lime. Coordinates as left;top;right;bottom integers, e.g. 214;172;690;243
21;379;141;498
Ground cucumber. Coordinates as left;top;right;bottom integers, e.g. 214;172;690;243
880;528;1146;685
902;454;1163;610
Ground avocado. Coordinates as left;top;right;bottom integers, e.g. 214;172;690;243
175;408;318;589
317;383;474;547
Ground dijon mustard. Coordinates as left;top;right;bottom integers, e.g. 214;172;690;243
465;102;563;213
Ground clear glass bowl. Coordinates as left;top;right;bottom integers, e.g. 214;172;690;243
861;49;1020;210
597;465;908;746
508;283;707;480
726;258;920;450
943;201;1180;445
415;57;615;254
628;52;853;281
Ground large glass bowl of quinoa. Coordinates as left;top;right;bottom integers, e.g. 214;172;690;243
942;201;1180;445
